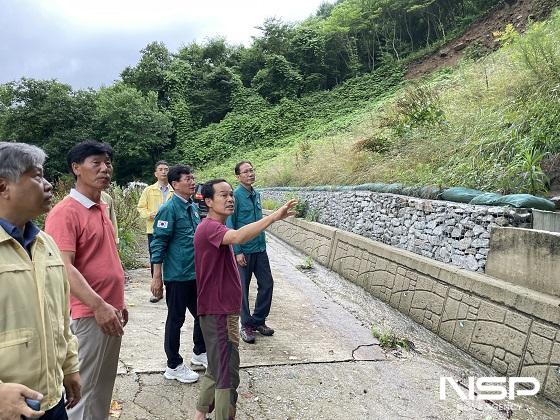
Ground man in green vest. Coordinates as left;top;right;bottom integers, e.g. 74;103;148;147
227;161;275;344
150;164;207;383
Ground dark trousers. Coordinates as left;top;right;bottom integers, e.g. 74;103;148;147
164;280;206;368
238;251;274;328
147;234;154;277
39;396;67;419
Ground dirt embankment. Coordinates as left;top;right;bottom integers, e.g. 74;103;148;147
406;0;557;80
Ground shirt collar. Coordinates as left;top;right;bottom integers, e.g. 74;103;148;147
154;181;173;191
69;188;97;209
0;218;40;249
159;183;169;192
175;194;192;204
239;185;255;198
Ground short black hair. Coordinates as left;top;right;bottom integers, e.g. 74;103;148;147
168;164;192;185
201;178;230;200
67;140;113;179
234;160;252;175
154;160;169;171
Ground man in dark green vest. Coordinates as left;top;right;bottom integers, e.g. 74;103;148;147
227;161;275;344
150;164;207;382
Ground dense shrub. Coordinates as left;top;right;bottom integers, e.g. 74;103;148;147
185;64;404;167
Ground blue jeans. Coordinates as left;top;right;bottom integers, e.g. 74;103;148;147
238;251;274;328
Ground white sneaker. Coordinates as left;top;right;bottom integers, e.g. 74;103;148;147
191;352;208;368
163;363;199;383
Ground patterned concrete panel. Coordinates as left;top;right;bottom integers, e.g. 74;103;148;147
397;282;414;316
505;311;532;334
543;366;560;404
469;342;495;364
520;364;548;391
542;331;560;404
551;337;560;365
524;329;553;365
441;297;460;324
503;352;522;376
266;216;560;404
471;320;526;376
477;301;507;323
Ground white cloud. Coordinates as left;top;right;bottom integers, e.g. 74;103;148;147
39;0;325;41
1;0;331;88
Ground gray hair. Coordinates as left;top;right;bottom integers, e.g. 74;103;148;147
0;142;47;182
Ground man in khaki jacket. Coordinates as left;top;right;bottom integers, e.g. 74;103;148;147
137;160;173;302
0;142;80;419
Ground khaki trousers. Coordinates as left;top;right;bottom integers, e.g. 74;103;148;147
67;317;122;420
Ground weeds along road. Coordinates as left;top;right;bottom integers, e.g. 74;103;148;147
113;235;559;419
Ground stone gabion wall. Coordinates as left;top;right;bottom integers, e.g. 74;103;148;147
261;189;531;272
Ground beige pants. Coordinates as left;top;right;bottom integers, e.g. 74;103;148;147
67;317;122;420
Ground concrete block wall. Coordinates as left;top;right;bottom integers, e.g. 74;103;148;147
533;209;560;233
486;227;560;298
266;216;560;403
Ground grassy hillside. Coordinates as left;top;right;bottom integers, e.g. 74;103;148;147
199;9;560;196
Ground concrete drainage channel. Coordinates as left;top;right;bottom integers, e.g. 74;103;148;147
112;235;560;419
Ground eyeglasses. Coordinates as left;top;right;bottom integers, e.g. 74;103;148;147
240;168;255;175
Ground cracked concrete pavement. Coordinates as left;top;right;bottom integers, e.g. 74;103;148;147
112;236;560;419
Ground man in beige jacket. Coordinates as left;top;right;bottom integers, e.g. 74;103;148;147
0;142;80;419
137;160;173;302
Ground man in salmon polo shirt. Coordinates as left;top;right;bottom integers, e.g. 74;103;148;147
45;140;127;420
193;179;295;420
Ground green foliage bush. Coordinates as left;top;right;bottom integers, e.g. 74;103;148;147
186;64;404;168
110;184;145;269
391;82;445;135
261;198;280;210
515;20;560;86
283;193;309;218
371;326;413;351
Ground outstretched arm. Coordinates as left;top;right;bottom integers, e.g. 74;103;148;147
222;199;296;246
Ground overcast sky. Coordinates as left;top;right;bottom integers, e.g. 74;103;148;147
1;0;330;90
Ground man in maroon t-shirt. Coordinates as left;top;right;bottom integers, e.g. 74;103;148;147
193;179;295;420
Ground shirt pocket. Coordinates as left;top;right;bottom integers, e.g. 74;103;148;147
0;264;34;312
0;328;34;348
176;213;195;234
238;202;255;223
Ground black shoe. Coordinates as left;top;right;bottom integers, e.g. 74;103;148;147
256;324;275;336
149;295;162;303
240;326;256;343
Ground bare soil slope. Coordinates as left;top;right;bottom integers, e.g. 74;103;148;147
406;0;558;79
